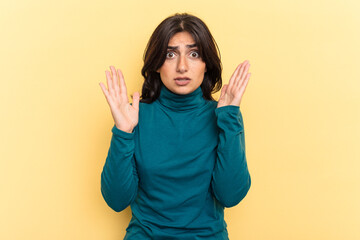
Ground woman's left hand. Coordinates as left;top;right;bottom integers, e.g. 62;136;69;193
217;60;251;108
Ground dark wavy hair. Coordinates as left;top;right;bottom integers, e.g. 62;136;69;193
140;13;222;103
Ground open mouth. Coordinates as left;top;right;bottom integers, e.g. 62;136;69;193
174;78;191;86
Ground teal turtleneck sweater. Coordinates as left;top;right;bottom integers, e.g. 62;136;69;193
101;84;251;240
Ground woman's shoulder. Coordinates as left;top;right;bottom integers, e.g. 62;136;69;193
137;101;157;114
139;100;155;108
203;100;218;112
207;100;218;109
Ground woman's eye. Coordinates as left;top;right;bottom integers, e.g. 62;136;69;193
191;51;200;58
166;52;175;58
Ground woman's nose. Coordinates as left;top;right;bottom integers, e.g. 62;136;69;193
176;55;188;73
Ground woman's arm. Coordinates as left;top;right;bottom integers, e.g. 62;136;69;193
212;60;251;207
101;125;139;212
99;66;140;212
211;106;251;208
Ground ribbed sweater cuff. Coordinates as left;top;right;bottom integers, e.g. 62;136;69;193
215;105;244;132
111;125;135;140
215;105;240;115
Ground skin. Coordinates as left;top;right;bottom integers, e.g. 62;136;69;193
156;31;207;95
217;60;251;108
99;32;251;133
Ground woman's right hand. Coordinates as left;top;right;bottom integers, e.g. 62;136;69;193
99;66;139;133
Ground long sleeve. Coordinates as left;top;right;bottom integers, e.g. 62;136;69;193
211;105;251;208
100;125;139;212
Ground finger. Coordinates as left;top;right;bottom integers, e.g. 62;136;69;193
240;62;250;81
105;70;115;96
132;92;140;111
118;69;128;101
99;82;111;103
236;62;250;89
110;66;119;97
111;66;120;98
228;64;242;90
239;60;247;76
219;84;228;99
238;60;248;76
239;73;251;94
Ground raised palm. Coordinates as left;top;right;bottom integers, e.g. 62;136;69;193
217;60;251;108
99;66;139;133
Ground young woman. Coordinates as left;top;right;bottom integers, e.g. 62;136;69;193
99;13;251;240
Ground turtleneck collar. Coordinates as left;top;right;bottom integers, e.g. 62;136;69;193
157;83;207;111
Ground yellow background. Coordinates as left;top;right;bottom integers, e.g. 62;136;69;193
1;0;359;239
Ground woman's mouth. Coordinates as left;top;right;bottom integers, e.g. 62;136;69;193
174;77;191;86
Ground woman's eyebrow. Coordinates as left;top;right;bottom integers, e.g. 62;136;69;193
167;43;197;50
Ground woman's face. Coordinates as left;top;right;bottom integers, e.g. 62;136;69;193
157;31;207;95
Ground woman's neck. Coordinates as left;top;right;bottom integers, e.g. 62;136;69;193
157;83;206;111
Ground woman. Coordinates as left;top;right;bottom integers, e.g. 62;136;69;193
99;13;251;240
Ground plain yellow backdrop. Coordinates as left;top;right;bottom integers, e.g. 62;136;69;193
1;0;359;239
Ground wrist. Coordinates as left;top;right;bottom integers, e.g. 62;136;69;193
115;124;133;133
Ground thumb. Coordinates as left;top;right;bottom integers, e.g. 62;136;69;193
219;85;228;99
131;92;140;111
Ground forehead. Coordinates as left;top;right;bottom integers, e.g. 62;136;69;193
168;31;196;46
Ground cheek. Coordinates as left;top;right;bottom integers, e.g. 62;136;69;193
195;64;206;76
159;64;172;77
189;61;205;71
